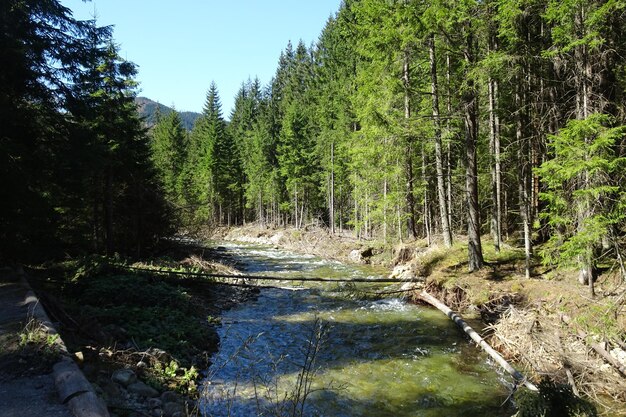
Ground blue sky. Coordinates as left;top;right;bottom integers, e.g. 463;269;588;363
61;0;341;117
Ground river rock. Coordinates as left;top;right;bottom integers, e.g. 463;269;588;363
349;248;373;264
111;368;137;387
400;281;422;291
147;398;162;409
128;381;159;398
163;401;184;417
160;390;181;404
389;264;415;280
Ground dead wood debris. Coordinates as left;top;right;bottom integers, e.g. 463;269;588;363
486;306;626;409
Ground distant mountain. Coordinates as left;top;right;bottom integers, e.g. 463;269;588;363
135;97;201;131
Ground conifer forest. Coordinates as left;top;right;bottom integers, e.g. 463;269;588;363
3;0;626;294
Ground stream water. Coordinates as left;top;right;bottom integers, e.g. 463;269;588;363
201;242;512;417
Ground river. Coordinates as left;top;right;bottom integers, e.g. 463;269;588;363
200;242;513;417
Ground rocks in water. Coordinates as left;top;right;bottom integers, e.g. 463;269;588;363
111;368;137;387
127;381;159;398
349;247;374;264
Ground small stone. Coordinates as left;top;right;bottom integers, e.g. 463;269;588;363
160;391;181;404
74;351;84;363
136;360;148;369
147;398;162;409
152;408;163;417
162;402;184;417
111;368;137;387
127;381;159;398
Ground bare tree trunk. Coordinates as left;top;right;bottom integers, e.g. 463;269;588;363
516;79;532;279
463;30;484;272
330;140;335;234
383;176;388;241
403;50;418;239
294;188;299;229
488;32;502;253
429;34;452;248
422;144;432;246
446;53;454;233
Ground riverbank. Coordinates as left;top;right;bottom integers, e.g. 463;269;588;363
23;242;258;417
214;224;626;416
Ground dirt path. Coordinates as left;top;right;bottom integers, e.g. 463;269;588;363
0;268;73;417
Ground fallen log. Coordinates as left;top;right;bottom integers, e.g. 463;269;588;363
417;290;538;391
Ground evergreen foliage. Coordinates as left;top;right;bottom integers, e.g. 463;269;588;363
4;0;626;291
0;0;169;261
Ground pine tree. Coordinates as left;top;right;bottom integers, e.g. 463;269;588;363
537;115;626;296
150;110;188;209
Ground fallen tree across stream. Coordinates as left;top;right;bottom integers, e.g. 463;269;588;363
119;265;407;283
417;290;539;392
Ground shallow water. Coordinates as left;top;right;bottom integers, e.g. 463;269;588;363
201;242;512;417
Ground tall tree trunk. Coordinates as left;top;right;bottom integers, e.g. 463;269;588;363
575;15;596;296
330;140;335;234
489;76;502;252
446;53;454;232
429;34;452;248
516;78;532;279
488;30;502;253
422;144;432;246
463;30;484;272
403;50;418;239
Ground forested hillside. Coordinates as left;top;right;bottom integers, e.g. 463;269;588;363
135;97;201;131
153;0;626;295
3;0;626;294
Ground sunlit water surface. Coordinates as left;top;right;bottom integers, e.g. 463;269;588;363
201;242;512;416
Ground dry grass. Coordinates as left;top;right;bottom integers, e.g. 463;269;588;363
488;306;626;412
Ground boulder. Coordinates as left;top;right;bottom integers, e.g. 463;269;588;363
160;390;181;404
127;381;159;398
147;398;162;409
163;401;184;417
349;248;373;264
389;264;415;280
111;368;137;387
